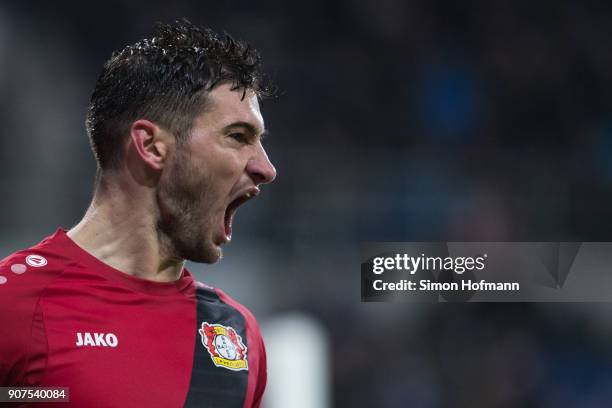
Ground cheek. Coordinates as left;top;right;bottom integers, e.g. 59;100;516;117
178;142;245;199
204;148;245;183
180;158;229;215
159;157;206;215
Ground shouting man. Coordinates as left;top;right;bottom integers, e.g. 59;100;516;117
0;19;276;407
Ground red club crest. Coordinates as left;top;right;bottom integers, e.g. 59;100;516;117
199;322;248;371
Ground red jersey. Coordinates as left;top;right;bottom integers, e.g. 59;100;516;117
0;229;266;407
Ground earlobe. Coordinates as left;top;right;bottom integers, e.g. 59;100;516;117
130;120;169;170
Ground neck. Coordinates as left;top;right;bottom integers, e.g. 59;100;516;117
68;174;185;283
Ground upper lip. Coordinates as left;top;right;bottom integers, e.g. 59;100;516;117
227;186;260;211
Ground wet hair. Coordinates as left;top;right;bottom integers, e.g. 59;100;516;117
86;18;273;169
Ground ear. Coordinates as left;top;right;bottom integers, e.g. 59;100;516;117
129;119;172;170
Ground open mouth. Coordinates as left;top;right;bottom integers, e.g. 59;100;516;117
223;187;259;241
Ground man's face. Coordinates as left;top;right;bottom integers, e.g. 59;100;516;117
156;83;276;263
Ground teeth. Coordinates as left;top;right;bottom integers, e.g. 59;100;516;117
245;192;252;198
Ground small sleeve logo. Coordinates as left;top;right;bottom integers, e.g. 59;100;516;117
25;254;48;267
199;322;248;371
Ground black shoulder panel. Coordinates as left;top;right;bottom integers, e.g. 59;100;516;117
183;285;249;408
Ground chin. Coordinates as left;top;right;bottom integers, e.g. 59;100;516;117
190;243;223;264
174;235;223;264
205;246;223;264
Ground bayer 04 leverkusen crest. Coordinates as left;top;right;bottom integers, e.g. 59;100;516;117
199;322;248;371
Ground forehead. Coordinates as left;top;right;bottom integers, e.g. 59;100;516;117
193;83;264;133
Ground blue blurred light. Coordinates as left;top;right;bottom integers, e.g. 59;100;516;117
417;63;482;141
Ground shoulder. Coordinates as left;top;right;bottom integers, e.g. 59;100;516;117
194;283;267;405
192;281;263;335
214;286;261;331
0;231;70;384
211;286;268;406
192;281;265;351
0;230;71;301
0;229;76;329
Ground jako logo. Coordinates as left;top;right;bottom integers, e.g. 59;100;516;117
76;332;119;347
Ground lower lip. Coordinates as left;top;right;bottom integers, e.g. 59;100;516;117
222;212;232;243
215;230;230;246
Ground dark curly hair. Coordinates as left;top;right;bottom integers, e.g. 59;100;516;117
86;19;273;169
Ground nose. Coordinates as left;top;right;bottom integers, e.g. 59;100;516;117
246;143;277;185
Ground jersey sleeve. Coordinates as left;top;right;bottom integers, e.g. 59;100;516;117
0;249;61;386
0;252;36;385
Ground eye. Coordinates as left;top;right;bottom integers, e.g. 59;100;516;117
229;132;250;144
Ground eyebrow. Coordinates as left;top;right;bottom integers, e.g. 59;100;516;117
222;121;268;139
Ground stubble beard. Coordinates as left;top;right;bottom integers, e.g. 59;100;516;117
155;147;222;264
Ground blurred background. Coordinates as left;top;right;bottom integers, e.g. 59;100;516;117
2;0;612;406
